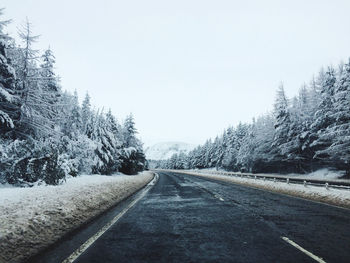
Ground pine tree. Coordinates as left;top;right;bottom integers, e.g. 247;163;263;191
237;122;255;172
105;109;122;171
16;18;45;138
311;68;336;132
272;84;293;170
215;130;227;169
283;88;313;172
81;92;91;133
106;109;121;137
119;114;146;174
222;127;235;170
211;136;222;169
273;84;290;148
310;67;337;162
39;48;61;125
122;113;137;147
315;61;350;174
251;115;277;172
61;90;82;137
91;110;123;174
0;9;19;136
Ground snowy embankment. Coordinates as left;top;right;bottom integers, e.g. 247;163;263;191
0;172;154;263
172;170;350;209
197;168;347;181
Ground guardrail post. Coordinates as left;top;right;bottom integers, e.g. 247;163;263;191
303;180;307;187
325;182;329;190
263;177;266;181
254;175;257;180
286;178;289;184
273;178;276;183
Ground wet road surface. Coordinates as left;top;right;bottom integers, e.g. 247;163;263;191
30;171;350;263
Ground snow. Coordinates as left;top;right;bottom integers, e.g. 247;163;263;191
145;142;196;160
0;109;14;128
282;168;345;180
0;182;15;189
0;172;154;263
198;168;346;181
124;146;137;158
0;84;14;103
173;170;350;209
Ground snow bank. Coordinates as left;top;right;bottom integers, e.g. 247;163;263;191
282;168;345;180
199;168;346;181
0;172;154;263
175;170;350;209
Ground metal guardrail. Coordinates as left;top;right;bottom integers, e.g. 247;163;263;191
153;169;350;191
190;170;350;191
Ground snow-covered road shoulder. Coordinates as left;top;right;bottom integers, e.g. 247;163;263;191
171;170;350;209
0;172;154;263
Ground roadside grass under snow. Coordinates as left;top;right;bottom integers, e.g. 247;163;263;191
0;172;154;263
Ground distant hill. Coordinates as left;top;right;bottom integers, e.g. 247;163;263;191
145;142;196;160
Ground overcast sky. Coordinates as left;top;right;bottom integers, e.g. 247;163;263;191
2;0;350;146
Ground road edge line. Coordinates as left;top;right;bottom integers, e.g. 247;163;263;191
61;173;159;263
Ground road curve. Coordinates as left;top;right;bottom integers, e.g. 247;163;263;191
31;171;350;263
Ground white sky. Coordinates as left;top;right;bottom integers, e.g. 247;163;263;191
2;0;350;147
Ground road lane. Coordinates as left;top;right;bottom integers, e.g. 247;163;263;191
72;171;350;263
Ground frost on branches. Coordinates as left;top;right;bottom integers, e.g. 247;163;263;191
0;10;147;186
157;61;350;176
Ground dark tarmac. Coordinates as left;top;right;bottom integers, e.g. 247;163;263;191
30;171;350;263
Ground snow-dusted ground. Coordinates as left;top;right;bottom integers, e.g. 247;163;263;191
198;168;347;181
0;172;154;263
281;168;345;180
172;170;350;209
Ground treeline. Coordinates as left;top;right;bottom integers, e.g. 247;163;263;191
0;10;146;185
157;59;350;176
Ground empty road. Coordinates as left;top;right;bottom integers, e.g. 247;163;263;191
30;171;350;263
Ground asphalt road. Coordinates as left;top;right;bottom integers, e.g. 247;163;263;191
30;171;350;263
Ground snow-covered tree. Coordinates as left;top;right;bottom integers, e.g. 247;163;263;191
0;10;18;136
315;61;350;174
39;48;61;125
0;11;147;185
162;59;350;175
309;67;337;162
61;90;82;137
273;84;290;150
16;19;49;138
119;114;146;174
81;92;91;133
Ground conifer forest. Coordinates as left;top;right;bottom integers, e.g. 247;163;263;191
154;62;350;175
0;10;146;185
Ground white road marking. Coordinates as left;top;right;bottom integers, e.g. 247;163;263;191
281;236;326;263
62;173;158;263
214;194;224;201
